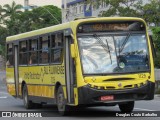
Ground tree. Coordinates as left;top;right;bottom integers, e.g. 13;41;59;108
99;0;142;17
3;1;22;20
0;26;7;57
0;2;62;61
152;27;160;68
16;11;33;33
0;5;4;25
140;0;160;26
97;0;160;26
30;5;61;29
17;5;62;32
3;1;23;35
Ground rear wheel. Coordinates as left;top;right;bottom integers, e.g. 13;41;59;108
34;103;43;109
119;101;134;113
56;86;70;116
22;85;34;109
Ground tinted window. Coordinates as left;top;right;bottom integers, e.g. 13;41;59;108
6;44;14;67
51;33;63;63
19;41;28;65
39;35;50;64
29;38;38;64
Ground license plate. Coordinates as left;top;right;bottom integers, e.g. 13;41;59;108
100;95;114;101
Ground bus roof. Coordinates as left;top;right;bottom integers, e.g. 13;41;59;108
6;17;146;42
6;22;71;42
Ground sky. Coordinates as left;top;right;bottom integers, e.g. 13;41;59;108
0;0;62;8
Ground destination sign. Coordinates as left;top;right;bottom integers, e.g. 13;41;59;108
77;21;145;33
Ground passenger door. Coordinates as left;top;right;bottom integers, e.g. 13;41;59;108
13;44;19;97
65;36;75;104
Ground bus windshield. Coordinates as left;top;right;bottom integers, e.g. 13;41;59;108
78;33;149;74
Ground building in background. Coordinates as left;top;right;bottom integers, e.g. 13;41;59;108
62;0;151;23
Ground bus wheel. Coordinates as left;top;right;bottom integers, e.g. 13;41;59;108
119;101;134;113
56;86;69;116
34;103;43;109
22;85;34;109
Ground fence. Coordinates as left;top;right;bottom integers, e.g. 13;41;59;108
155;69;160;92
155;69;160;81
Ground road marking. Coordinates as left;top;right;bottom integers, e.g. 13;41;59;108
0;92;9;95
153;100;160;103
115;106;155;111
0;96;7;99
133;108;155;111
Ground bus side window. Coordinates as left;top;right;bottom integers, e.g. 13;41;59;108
19;41;28;65
51;33;63;63
39;35;50;64
6;44;14;67
29;38;38;64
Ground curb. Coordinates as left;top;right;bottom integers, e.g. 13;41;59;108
154;94;160;97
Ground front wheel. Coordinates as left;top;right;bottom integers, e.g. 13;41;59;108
119;101;134;113
22;85;34;109
56;86;70;116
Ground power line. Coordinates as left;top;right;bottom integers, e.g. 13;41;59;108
24;4;60;24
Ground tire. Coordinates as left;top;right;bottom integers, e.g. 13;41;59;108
34;103;43;109
56;86;70;116
22;85;34;109
119;101;134;113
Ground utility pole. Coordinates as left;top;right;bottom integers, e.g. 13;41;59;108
63;0;67;23
24;0;29;11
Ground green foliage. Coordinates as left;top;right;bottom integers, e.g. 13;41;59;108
142;0;160;26
152;27;160;68
2;4;61;35
0;5;3;24
2;1;22;20
100;0;142;17
99;0;160;27
0;1;62;58
0;26;7;57
152;27;160;51
154;53;160;68
29;5;61;30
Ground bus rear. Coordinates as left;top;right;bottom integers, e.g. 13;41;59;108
73;17;155;112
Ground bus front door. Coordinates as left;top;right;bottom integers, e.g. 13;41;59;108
65;37;75;104
13;45;19;97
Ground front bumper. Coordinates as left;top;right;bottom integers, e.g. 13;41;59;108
78;81;155;105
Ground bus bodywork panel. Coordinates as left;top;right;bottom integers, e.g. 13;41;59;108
69;17;155;87
6;17;155;107
72;17;155;105
78;81;155;105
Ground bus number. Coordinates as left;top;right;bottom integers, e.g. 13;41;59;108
138;74;146;78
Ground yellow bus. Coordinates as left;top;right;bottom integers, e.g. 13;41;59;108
6;17;155;115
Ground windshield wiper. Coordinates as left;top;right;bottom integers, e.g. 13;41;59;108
93;34;112;64
119;33;131;54
106;39;112;64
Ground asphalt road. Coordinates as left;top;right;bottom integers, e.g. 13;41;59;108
0;72;160;120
